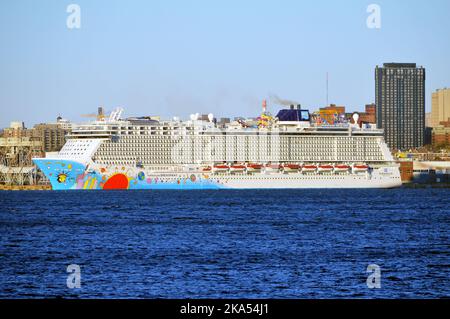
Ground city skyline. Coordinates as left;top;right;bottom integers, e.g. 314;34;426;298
1;0;450;128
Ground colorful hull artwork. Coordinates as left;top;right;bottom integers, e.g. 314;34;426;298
33;159;402;190
33;159;224;190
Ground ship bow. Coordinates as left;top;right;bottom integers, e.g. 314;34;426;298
33;158;87;190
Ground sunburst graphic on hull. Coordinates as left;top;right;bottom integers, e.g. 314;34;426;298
102;173;129;190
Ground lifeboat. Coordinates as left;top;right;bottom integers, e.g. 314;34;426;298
352;164;369;173
230;164;246;173
213;164;229;173
284;164;301;172
202;166;212;172
318;165;334;173
246;163;263;172
301;164;317;173
265;163;282;172
334;164;350;173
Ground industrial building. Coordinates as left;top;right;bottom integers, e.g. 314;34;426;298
0;118;72;185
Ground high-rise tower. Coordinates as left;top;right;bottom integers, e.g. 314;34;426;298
375;63;425;149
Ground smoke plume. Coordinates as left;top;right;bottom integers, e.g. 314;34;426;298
269;94;299;106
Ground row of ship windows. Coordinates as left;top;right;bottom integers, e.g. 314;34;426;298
111;138;380;145
97;162;377;166
96;158;383;164
102;140;380;145
100;144;380;149
97;151;382;155
103;145;379;151
98;155;382;159
60;153;85;156
105;143;380;148
112;136;378;141
102;147;381;152
108;150;381;155
62;149;89;153
107;141;379;146
97;155;383;160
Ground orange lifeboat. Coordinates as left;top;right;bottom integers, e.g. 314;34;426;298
230;164;246;173
265;163;282;172
213;164;229;173
284;164;301;172
202;166;212;172
318;164;334;173
334;164;350;173
246;163;263;172
301;164;317;173
352;164;369;173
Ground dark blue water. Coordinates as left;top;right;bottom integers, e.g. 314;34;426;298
0;189;449;298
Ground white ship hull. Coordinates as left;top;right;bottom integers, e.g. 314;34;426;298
33;159;402;190
204;166;402;189
218;172;401;189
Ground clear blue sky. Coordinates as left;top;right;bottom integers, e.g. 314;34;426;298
1;0;449;128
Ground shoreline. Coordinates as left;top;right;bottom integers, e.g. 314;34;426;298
402;183;450;189
0;185;52;191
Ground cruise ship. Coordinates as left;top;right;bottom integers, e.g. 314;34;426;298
33;104;402;190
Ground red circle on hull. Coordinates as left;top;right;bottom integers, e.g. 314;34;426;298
102;174;129;190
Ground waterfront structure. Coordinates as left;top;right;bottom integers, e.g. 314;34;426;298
375;63;426;150
0;122;44;185
432;119;450;147
397;159;450;184
398;161;414;182
430;88;450;127
0;136;43;185
33;105;402;190
0;118;72;186
412;160;450;183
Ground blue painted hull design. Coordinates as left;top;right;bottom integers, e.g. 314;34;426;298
33;159;225;190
